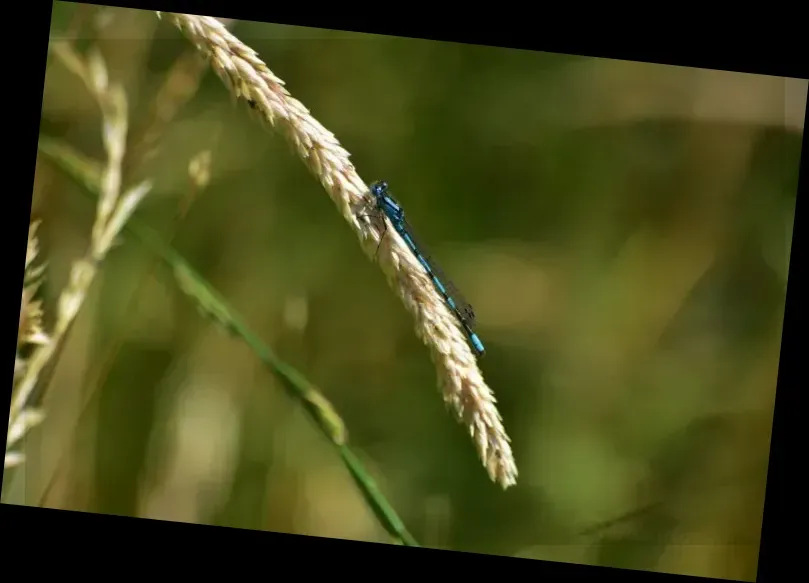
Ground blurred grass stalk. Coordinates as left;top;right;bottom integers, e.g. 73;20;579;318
37;132;418;546
8;43;152;469
25;13;420;544
28;25;418;544
30;14;223;508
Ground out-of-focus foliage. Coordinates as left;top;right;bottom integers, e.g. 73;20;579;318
11;3;802;580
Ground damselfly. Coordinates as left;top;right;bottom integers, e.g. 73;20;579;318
366;180;485;357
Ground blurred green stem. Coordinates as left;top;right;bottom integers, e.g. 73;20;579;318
37;136;419;547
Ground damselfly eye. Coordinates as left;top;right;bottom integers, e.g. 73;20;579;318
370;181;388;197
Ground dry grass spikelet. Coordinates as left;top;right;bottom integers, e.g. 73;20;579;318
19;221;49;350
8;221;50;468
8;43;153;470
163;13;517;487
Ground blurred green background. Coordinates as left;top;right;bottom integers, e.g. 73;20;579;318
10;2;805;579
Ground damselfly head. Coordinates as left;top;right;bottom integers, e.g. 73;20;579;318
370;181;388;198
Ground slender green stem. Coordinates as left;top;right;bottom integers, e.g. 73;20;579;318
37;136;420;547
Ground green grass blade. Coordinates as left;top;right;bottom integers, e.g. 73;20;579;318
37;135;420;547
